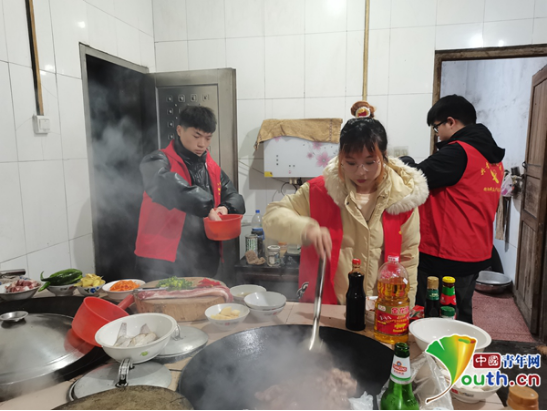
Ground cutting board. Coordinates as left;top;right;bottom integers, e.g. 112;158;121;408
133;277;226;322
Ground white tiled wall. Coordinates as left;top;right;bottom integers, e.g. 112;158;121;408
368;0;547;164
441;57;547;282
0;0;155;278
153;0;365;235
3;0;547;274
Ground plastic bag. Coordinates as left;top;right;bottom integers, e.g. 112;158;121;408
348;390;373;410
376;353;454;410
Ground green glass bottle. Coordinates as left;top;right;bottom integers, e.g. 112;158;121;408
380;343;419;410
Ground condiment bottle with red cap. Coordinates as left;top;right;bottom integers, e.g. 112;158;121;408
346;258;365;331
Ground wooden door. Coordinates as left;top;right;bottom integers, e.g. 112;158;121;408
515;65;547;336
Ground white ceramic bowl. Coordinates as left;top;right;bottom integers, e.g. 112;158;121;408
244;291;286;311
451;367;501;403
205;303;250;331
95;313;177;364
0;280;41;301
249;305;285;321
77;284;104;296
48;284;76;296
103;279;145;301
410;318;492;352
230;285;266;303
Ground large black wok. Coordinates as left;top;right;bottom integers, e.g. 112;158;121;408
178;325;393;409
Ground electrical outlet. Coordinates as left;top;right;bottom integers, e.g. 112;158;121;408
33;115;50;135
392;146;409;157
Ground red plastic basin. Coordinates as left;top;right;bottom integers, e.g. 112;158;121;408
72;296;131;347
203;214;243;241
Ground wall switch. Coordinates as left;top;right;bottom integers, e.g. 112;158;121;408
33;115;50;135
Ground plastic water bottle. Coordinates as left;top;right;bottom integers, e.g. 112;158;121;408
251;210;264;258
251;210;262;229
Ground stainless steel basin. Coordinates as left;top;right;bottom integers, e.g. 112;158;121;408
476;270;512;294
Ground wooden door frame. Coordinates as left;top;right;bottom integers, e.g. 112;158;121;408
517;68;547;340
432;44;547;341
432;44;547;153
525;66;547;341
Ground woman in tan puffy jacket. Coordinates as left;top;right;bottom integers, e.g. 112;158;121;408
263;102;429;307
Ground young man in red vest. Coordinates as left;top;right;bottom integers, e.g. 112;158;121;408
401;95;505;324
134;106;245;282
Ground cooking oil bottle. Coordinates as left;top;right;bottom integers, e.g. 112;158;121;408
374;255;410;344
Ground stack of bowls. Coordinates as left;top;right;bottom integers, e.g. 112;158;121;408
244;291;286;321
229;284;266;304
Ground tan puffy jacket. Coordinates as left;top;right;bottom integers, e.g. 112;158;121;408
263;157;429;307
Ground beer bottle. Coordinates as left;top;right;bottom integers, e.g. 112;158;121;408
380;342;419;410
424;276;440;318
346;259;365;331
440;276;457;319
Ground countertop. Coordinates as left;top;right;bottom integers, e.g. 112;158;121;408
0;300;503;410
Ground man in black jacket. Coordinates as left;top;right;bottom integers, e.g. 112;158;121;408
401;95;505;323
134;106;245;282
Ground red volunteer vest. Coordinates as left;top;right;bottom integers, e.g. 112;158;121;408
419;141;503;262
134;141;222;262
299;176;412;304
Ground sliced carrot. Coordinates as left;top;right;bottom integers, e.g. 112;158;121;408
110;280;141;292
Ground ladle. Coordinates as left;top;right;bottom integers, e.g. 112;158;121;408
308;258;326;352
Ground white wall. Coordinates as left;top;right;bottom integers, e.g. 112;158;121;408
0;0;155;279
152;0;367;252
440;57;547;281
367;0;547;164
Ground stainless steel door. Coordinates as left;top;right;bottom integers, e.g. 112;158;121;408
156;84;220;162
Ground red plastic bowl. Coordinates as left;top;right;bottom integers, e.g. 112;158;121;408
72;296;131;347
204;214;243;241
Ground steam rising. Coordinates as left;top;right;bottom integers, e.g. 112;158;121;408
178;324;391;410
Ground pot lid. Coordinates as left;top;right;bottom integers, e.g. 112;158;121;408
155;325;208;364
58;385;192;410
0;313;92;386
70;361;172;400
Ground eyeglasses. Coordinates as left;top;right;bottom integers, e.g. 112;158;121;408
342;159;381;172
432;120;447;133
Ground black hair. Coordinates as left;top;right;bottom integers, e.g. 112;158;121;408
178;105;217;133
426;95;477;126
339;117;388;160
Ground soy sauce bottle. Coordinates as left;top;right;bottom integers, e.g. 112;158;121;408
346;259;365;331
424;276;440;318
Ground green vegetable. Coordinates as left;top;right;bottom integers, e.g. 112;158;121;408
40;269;83;288
38;281;50;292
57;273;82;285
40;270;64;281
157;276;193;290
